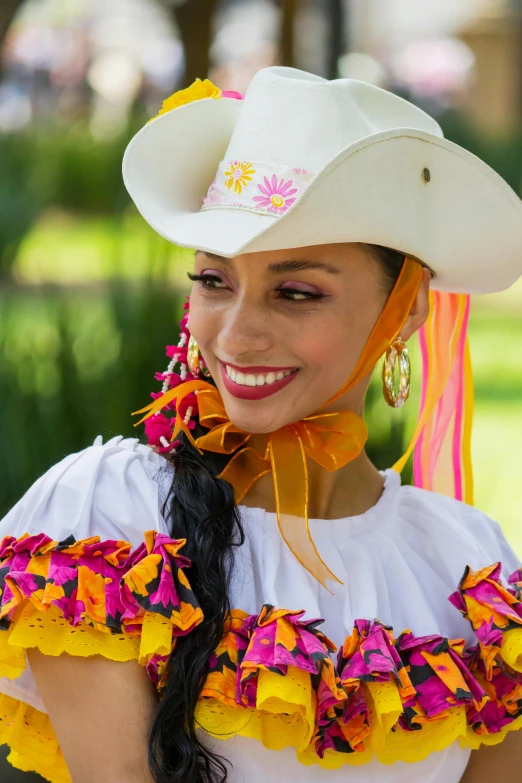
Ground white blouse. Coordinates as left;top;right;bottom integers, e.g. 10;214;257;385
0;433;520;783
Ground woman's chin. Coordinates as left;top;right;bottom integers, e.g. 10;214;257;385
221;399;291;435
227;413;286;434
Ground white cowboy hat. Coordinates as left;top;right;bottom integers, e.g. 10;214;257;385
123;66;522;294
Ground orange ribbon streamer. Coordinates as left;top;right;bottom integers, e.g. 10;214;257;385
133;256;424;591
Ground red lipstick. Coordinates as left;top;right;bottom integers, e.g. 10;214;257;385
219;362;298;401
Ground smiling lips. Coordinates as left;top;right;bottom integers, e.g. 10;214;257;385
219;361;298;400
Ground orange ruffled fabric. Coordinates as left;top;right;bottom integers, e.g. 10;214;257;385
195;565;522;768
1;535;522;780
0;529;203;783
0;529;203;686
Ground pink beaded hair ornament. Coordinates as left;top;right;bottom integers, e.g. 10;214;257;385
144;300;207;455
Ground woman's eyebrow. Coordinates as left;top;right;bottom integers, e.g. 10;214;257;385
200;251;340;275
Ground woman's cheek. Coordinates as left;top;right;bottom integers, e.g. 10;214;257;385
299;321;351;367
306;323;363;388
187;299;218;353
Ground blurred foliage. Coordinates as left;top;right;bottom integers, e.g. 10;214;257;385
0;124;135;279
30;126;132;214
0;266;183;516
439;108;522;197
14;208;192;284
0;134;43;280
365;380;414;485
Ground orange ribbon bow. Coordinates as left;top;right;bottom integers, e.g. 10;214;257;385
133;256;424;592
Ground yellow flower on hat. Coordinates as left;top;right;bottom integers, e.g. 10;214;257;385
224;160;256;194
149;78;222;122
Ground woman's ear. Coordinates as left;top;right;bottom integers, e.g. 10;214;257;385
401;267;431;342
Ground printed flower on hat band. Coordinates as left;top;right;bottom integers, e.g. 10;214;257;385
253;174;298;214
200;160;312;215
224;160;257;195
202;179;219;206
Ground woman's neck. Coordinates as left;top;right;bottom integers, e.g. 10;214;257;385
240;450;386;519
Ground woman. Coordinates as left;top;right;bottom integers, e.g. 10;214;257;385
0;67;522;783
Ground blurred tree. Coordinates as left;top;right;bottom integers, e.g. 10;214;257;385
162;0;219;87
326;0;345;79
0;134;43;280
279;0;297;67
0;0;23;54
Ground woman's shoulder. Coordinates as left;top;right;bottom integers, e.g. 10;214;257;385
0;435;203;783
0;434;173;547
393;475;520;579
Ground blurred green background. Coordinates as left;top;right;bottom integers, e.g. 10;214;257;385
1;0;522;780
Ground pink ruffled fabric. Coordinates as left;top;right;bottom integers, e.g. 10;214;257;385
199;564;522;758
0;530;204;684
2;535;522;756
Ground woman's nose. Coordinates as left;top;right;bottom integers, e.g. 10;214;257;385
216;301;273;357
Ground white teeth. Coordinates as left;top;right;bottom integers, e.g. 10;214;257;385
225;365;295;386
226;366;237;382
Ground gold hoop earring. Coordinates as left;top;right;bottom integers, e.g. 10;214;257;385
382;336;411;408
187;335;211;378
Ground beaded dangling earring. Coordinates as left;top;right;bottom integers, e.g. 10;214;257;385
187;335;211;378
382;336;411;408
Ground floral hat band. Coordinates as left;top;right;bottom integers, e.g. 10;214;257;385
201;160;314;216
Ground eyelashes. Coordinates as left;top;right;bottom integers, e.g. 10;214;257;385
187;272;227;288
187;272;325;302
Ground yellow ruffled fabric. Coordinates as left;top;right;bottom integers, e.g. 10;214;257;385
193;596;522;769
196;679;453;767
500;627;522;672
0;604;144;783
0;692;69;783
0;603;140;677
195;664;522;768
197;666;317;752
0;529;204;781
0;604;197;782
0;606;190;782
2;623;522;780
3;556;522;779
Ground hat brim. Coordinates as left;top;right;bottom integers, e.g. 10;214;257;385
123;97;522;294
